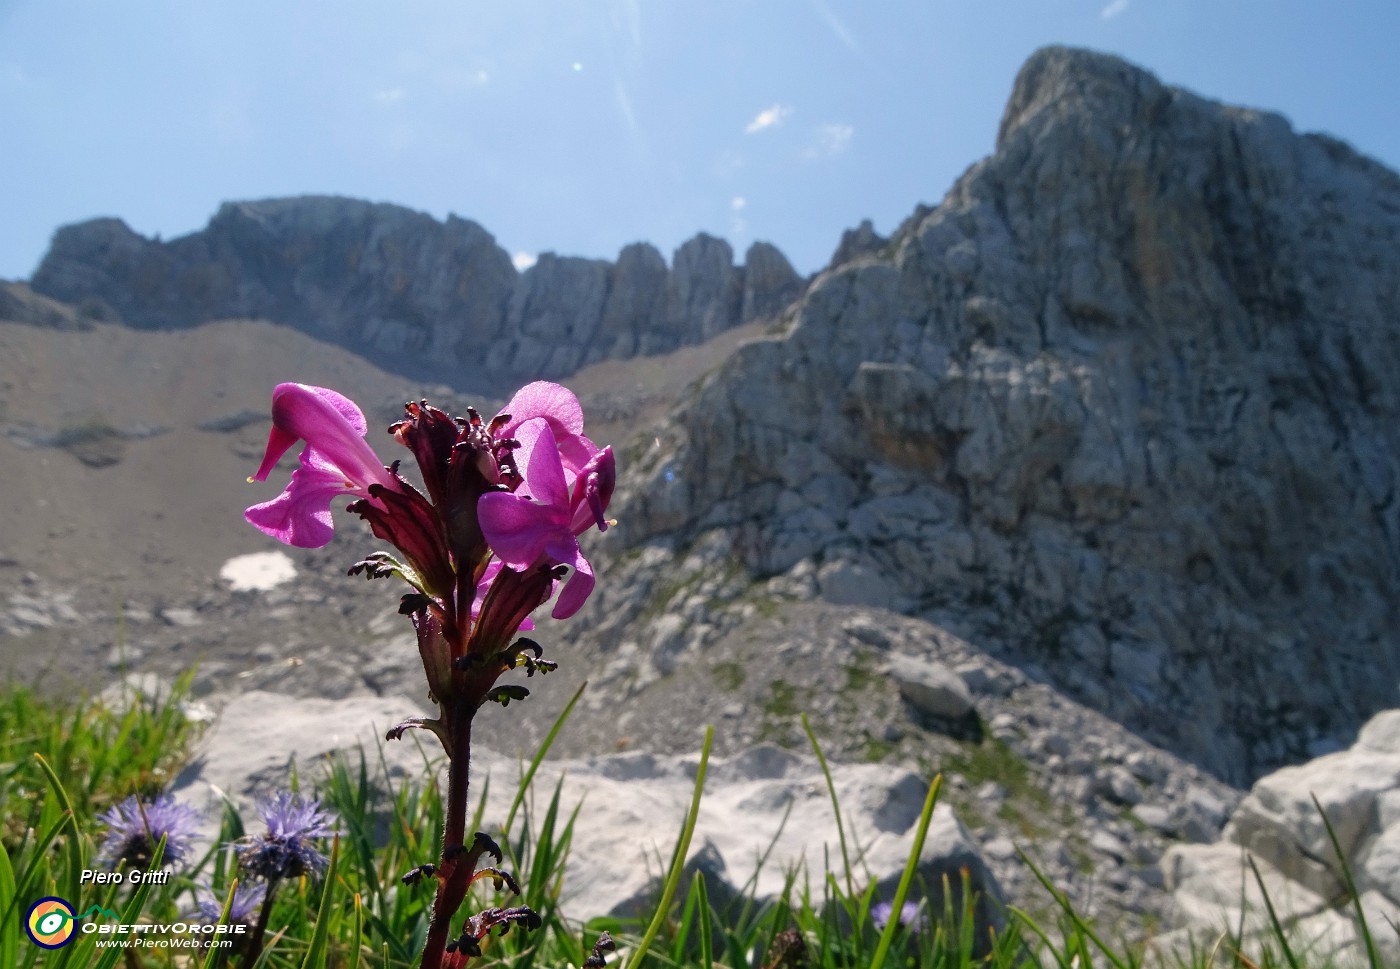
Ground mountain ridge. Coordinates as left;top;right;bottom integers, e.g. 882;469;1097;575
28;195;804;392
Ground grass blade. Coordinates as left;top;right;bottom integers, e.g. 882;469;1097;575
502;679;587;840
695;871;713;969
31;753;84;912
347;891;363;969
1019;844;1135;969
801;713;856;901
621;724;713;969
91;835;166;969
200;878;242;969
868;774;941;969
1312;793;1382;968
299;834;342;969
1247;855;1302;969
0;839;17;969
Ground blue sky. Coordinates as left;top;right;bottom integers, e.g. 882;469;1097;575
1;1;1397;282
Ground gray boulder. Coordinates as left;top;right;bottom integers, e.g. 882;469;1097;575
885;653;976;724
740;241;803;324
1161;709;1400;967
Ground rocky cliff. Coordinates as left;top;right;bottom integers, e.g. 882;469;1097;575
19;46;1400;788
29;197;803;388
607;46;1400;784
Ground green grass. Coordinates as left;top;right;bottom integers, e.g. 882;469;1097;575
710;661;746;693
935;727;1058;839
0;670;203;849
2;678;1395;969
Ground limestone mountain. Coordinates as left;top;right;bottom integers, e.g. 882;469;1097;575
9;44;1400;938
12;46;1400;786
606;46;1400;784
29;197;803;389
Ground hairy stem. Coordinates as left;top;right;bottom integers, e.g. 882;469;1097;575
420;707;476;969
243;875;281;967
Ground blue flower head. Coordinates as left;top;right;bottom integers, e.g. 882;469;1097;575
236;791;337;881
197;881;267;924
871;900;927;935
97;794;200;869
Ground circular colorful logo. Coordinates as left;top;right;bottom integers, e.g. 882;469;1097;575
25;896;77;949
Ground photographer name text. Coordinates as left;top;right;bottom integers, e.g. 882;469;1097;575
80;869;172;885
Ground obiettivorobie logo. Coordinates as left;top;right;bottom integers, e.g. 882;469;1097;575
23;897;118;949
22;894;246;950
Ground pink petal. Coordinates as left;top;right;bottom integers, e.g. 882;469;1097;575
513;419;569;509
253;422;303;482
496;382;598;475
550;552;594;620
259;383;389;489
498;381;584;438
477;492;561;571
244;451;357;548
568;446;615;535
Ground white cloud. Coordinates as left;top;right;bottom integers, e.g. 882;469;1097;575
731;196;747;211
745;103;793;134
613;76;639;135
1101;0;1130;19
811;0;862;56
804;122;854;159
373;87;407;105
512;252;537;271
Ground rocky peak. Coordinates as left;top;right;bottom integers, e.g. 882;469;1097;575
995;45;1172;151
612;47;1400;784
29;197;805;388
828;218;887;270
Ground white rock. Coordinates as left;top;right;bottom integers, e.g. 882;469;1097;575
1358;709;1400;755
1162;842;1326;936
1226;749;1400;897
220;551;297;592
884;653;975;722
1163;708;1400;965
173;692;1004;933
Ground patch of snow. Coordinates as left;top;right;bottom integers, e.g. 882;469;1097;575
220;551;297;592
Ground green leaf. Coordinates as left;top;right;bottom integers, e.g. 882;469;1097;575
868;774;941;969
200;878;242;969
298;835;342;969
621;724;712;969
91;834;166;969
0;838;17;969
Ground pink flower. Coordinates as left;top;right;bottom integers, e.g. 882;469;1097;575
495;381;600;478
478;419;615;619
245;383;399;548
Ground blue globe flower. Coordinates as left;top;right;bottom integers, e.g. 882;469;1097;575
97;794;200;869
236;792;336;881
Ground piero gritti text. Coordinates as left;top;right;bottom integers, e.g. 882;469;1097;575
80;868;173;886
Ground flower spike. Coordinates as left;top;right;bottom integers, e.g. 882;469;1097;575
241;379;614;969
